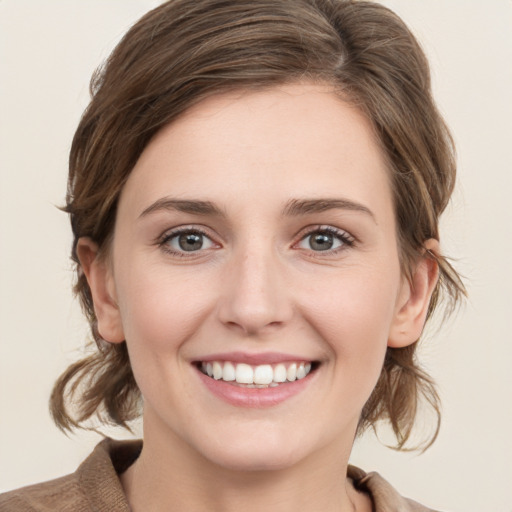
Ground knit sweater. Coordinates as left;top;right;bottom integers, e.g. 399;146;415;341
0;438;440;511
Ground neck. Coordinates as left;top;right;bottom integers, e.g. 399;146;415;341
121;415;369;512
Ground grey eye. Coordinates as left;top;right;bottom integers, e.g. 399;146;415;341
168;231;214;252
298;231;344;251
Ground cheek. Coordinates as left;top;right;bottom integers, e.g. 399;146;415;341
298;263;400;375
113;266;216;407
115;263;213;354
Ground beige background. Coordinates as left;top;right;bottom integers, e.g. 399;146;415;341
1;1;511;510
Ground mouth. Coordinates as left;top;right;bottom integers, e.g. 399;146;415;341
196;360;319;388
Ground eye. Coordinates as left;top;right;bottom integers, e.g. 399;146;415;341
296;227;354;252
161;229;216;254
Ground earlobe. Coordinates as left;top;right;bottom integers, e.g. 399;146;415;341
388;239;440;348
76;237;125;344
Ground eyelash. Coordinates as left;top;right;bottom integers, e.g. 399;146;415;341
158;226;217;257
295;226;355;255
157;225;355;258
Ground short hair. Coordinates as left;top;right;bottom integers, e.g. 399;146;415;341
50;0;465;450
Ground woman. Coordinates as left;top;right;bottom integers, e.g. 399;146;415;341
0;1;464;510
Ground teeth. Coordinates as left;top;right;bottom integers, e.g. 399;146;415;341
223;362;236;381
287;363;297;382
212;361;223;380
254;364;273;385
235;363;253;384
200;360;313;385
273;364;287;383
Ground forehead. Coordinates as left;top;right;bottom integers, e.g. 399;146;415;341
119;83;392;220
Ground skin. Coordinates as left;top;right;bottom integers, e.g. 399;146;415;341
78;83;438;512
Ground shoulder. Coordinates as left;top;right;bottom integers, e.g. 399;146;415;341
348;465;444;512
0;438;141;512
0;473;85;512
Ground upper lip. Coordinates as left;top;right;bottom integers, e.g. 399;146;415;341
193;351;315;365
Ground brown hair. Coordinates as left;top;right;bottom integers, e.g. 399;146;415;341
50;0;465;450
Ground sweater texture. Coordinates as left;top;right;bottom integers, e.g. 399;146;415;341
0;438;440;511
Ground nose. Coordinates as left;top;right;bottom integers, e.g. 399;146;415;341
217;246;293;336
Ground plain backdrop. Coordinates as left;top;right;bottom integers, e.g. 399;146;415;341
1;1;511;511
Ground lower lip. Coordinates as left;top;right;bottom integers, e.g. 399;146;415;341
195;367;315;408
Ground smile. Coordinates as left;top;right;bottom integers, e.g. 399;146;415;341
199;361;313;387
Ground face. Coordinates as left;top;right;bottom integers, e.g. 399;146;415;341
82;83;433;472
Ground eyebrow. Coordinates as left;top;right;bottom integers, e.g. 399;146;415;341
139;198;225;218
282;198;376;222
139;196;376;222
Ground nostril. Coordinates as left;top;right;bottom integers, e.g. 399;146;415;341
216;267;293;334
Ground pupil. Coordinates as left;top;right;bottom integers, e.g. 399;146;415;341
178;233;203;251
310;233;333;251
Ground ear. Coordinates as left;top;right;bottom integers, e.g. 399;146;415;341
76;237;125;344
388;239;440;348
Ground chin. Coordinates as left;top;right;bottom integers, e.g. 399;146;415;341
192;428;309;473
207;446;302;473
